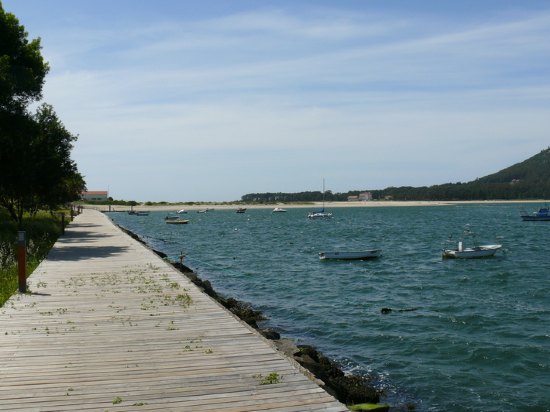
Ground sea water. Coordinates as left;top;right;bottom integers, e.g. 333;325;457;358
107;204;550;411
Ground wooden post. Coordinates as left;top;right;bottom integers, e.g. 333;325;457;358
17;231;26;293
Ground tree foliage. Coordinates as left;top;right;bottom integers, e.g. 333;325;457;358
0;3;85;226
0;2;49;112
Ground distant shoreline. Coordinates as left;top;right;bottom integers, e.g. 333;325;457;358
85;199;548;213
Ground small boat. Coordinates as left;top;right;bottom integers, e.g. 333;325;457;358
135;211;149;216
308;210;333;219
272;207;287;213
521;207;550;221
308;178;332;219
165;215;180;220
442;242;501;259
319;250;381;260
166;219;189;225
177;209;187;214
236;208;247;214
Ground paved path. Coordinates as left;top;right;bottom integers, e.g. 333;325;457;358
0;209;347;411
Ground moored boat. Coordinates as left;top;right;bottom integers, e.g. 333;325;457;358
319;249;381;260
520;207;550;221
442;242;501;259
166;219;189;225
308;210;333;219
308;178;332;219
236;208;247;214
272;207;287;213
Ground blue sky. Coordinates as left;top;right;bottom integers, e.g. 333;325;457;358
3;0;550;202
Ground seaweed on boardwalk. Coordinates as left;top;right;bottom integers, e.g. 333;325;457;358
171;261;382;406
117;223;383;407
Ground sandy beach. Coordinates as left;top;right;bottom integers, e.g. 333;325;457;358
84;199;547;213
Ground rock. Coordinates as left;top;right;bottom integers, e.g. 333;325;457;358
293;345;380;405
221;298;266;328
153;249;167;258
260;328;280;340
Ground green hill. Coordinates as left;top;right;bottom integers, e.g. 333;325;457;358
476;147;550;185
241;148;550;202
375;147;550;201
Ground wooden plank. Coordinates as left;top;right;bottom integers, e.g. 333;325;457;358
0;209;347;411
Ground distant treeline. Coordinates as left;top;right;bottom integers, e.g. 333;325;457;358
241;183;548;203
241;148;550;202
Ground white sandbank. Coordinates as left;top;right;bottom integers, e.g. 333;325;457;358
84;199;548;213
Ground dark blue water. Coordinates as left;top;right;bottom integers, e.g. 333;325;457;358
107;204;550;411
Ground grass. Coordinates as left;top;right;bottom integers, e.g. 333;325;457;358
255;372;283;385
0;208;67;306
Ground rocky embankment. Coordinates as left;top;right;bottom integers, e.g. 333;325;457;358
171;260;382;406
118;224;390;408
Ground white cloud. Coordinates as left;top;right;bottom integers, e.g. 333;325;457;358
18;2;550;200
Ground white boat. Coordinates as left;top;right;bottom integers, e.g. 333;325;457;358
272;207;287;213
308;210;333;219
442;242;501;259
319;250;381;260
308;178;332;219
177;209;187;214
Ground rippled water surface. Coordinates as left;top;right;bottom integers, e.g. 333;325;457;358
108;204;550;411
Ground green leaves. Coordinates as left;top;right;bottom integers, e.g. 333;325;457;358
0;4;49;112
0;4;84;225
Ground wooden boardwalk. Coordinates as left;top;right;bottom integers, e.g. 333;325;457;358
0;209;347;411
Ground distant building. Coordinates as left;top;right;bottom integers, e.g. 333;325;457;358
81;190;109;201
358;192;373;201
348;192;373;201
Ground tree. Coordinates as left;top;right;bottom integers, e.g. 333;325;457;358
0;4;84;226
0;2;49;112
0;105;85;225
32;104;85;211
0;109;37;224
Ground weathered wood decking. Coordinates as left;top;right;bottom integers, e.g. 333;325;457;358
0;209;347;411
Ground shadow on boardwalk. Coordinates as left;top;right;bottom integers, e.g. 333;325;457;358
47;244;130;261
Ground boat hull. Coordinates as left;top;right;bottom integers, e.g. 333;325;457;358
166;220;189;225
521;207;550;221
521;215;550;221
442;244;501;259
320;250;380;260
308;212;333;219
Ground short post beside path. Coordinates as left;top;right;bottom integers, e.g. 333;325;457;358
17;231;26;293
0;209;347;411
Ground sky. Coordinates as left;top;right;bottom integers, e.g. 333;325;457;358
3;0;550;202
